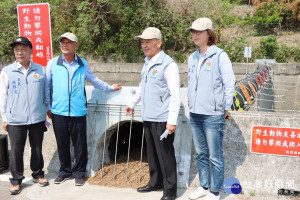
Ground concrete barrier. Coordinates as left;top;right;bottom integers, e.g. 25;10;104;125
1;62;299;86
0;61;299;195
87;62;300;87
204;111;300;195
1;86;300;195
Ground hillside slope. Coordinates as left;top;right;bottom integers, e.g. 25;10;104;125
222;5;300;49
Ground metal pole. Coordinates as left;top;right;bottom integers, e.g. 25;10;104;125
246;57;248;76
101;106;109;178
113;106;122;179
139;127;145;183
126;114;133;180
90;101;98;175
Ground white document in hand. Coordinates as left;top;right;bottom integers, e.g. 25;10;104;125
160;129;169;140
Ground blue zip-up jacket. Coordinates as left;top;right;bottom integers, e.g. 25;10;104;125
51;54;87;117
140;51;174;122
188;45;225;115
4;61;46;125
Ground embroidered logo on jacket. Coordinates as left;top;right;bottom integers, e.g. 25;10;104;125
33;74;40;79
204;62;212;71
152;69;158;76
150;69;158;79
33;73;41;82
205;62;212;68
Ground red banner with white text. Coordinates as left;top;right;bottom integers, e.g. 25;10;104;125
17;3;52;67
251;125;300;157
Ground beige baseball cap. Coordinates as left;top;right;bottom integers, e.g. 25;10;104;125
58;32;78;43
134;27;162;40
186;18;213;32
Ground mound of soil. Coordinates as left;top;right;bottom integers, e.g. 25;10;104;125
88;154;150;188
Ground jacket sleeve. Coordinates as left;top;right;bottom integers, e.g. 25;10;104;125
219;52;235;110
0;69;9;122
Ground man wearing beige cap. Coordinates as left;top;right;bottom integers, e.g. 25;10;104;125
126;27;180;200
45;32;121;186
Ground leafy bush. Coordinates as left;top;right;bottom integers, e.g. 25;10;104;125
249;0;299;34
0;0;236;63
218;36;249;62
258;35;278;59
274;44;300;63
217;35;300;63
0;0;298;63
256;35;300;62
0;1;18;62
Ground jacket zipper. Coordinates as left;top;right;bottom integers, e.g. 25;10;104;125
67;64;84;116
142;64;157;117
193;67;198;113
68;71;71;116
25;70;33;123
194;58;206;112
193;79;197;113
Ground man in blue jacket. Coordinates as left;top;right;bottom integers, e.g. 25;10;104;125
0;37;49;195
125;27;180;200
45;32;121;186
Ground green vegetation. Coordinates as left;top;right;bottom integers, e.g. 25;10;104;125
219;36;250;62
259;35;278;59
249;0;299;32
0;0;18;62
0;0;299;63
249;191;256;197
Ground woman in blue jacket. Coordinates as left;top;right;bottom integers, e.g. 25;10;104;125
186;18;235;200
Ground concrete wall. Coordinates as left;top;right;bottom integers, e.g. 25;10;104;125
194;111;300;196
0;62;300;196
1;87;300;196
2;62;298;86
83;87;193;188
87;62;300;87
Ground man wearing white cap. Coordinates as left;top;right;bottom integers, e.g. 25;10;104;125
45;32;121;186
126;27;180;200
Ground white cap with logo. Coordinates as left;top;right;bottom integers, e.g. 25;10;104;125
186;18;213;32
58;32;78;43
134;27;162;40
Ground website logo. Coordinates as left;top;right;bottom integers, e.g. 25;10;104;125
224;177;242;194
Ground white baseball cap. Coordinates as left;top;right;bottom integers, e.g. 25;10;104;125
58;32;78;43
134;27;162;40
186;18;213;32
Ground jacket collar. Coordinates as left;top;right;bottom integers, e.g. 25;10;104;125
12;61;37;73
16;60;31;69
193;45;218;61
57;53;84;66
145;50;165;67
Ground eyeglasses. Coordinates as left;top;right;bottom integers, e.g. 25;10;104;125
190;30;203;36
